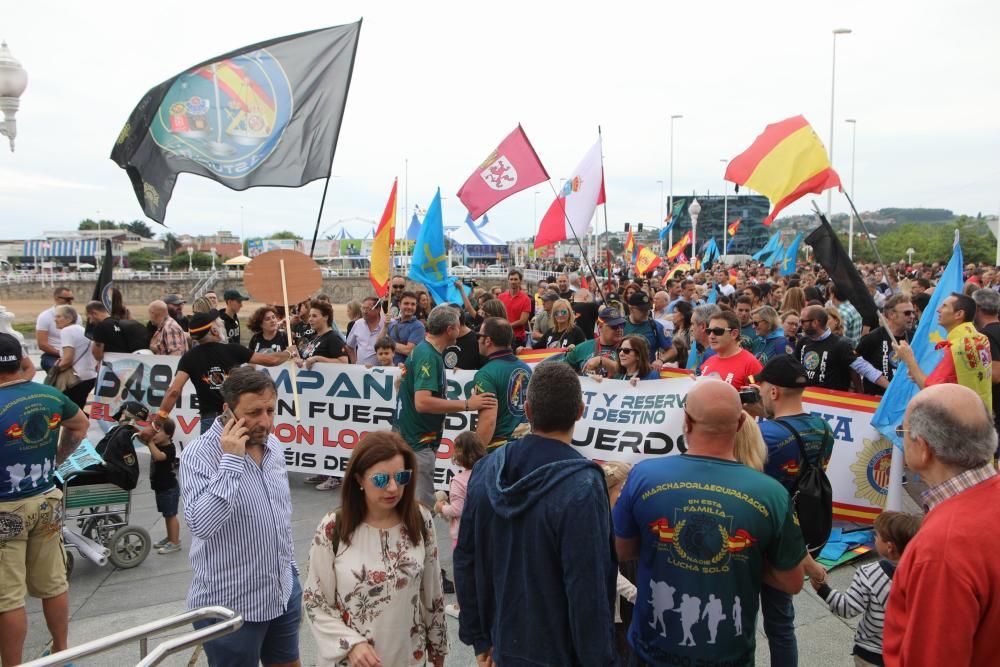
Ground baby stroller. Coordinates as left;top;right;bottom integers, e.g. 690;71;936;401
59;401;151;573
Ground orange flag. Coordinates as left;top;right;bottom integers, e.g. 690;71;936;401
666;231;692;261
635;245;663;274
369;179;397;297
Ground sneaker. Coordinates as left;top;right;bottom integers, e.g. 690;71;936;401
152;536;171;549
441;570;455;594
316;477;342;490
445;604;460;619
305;475;327;484
157;542;182;555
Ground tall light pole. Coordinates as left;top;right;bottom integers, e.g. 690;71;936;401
656;180;664;232
689;198;701;264
720;159;729;257
845;118;857;258
0;41;28;152
668;114;683;247
210;247;217;272
187;246;193;272
827;28;852;219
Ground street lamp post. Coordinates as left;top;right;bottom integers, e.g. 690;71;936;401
827;28;852;219
906;247;915;265
0;41;28;152
187;246;193;272
668;114;683;248
845;118;857;258
720;159;729;257
210;247;217;272
689;198;701;263
656;180;664;233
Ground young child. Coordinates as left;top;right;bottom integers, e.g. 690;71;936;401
374;336;395;367
811;511;922;666
434;432;486;619
138;418;182;555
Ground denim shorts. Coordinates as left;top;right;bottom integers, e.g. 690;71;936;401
193;577;302;667
154;486;180;518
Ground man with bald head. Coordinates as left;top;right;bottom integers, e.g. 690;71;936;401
148;300;188;356
795;305;888;392
614;379;806;665
884;383;1000;667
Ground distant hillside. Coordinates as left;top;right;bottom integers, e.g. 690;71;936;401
775;207;956;230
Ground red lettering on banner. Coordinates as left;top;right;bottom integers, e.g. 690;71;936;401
91;403;108;421
177;415;199;435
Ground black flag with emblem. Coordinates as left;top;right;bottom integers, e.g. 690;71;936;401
91;240;114;310
805;214;879;329
111;21;362;224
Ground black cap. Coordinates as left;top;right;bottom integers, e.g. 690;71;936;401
223;289;249;302
163;294;186;305
189;309;221;335
628;291;652;309
112;401;150;422
0;333;23;371
598;306;626;328
757;356;808;389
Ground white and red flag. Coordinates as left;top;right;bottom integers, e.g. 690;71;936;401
534;138;605;248
457;125;549;220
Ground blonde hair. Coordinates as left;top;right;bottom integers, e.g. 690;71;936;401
550;298;576;332
733;412;767;472
602;461;632;508
825;306;844;336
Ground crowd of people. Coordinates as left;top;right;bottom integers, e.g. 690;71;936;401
2;252;1000;666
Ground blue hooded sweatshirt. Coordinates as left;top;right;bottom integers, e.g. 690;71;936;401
455;434;619;666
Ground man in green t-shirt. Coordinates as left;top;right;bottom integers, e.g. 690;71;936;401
563;306;626;375
473;318;532;450
397;305;496;508
614;379;806;666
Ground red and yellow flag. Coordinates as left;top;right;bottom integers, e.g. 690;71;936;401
727;218;742;237
369;179;397;297
624;229;635;255
635;245;662;275
724;115;841;226
666;231;692;261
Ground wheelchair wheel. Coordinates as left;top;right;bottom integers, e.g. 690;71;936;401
108;526;151;569
80;514;125;545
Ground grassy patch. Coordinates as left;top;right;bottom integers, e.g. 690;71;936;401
12;322;34;336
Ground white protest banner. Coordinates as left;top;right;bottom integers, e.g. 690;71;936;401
93;354;890;523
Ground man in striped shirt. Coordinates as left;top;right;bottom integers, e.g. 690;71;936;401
181;367;300;667
811;511;921;667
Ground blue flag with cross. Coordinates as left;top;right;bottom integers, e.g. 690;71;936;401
409;188;467;306
779;232;803;276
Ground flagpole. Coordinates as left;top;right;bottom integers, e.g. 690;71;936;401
544;178;603;298
309;176;333;258
841;191;889;273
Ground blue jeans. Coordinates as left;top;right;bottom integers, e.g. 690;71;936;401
761;583;797;666
199;414;219;434
40;353;58;371
193;576;302;667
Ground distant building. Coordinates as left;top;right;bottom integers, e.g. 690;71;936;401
667;195;772;256
177;231;241;257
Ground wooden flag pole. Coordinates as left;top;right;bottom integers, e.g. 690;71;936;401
279;258;302;422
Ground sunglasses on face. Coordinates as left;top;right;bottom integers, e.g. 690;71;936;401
706;327;734;337
369;470;412;489
391;284;405;290
554;309;569;316
619;347;635;354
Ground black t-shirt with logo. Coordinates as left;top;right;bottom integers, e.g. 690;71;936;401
219;311;240;344
571;302;599;340
248;330;289;355
92;317;150;353
856;327;913;395
300;330;345;361
293;321;315;350
795;333;855;391
454;329;483;370
176;342;252;416
541;325;586;349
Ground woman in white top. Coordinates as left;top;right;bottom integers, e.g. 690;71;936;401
54;304;97;409
305;431;448;667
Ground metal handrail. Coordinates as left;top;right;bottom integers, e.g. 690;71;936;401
20;605;242;667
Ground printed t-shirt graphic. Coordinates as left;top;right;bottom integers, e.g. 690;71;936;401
397;341;448;452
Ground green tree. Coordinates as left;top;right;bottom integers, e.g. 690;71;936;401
127;249;159;270
161;233;181;256
170;251;213;270
607;237;624;255
270;230;302;240
123;220;155;238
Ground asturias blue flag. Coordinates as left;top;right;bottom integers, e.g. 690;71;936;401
702;237;720;269
409;189;466;306
752;231;781;261
871;234;965;449
765;241;786;268
779;232;803;276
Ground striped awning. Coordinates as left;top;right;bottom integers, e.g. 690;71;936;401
22;239;100;257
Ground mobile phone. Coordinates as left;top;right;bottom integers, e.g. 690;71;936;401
220;407;236;427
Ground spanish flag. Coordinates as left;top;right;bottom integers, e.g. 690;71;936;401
369;179;397;297
666;231;691;261
727;217;742;237
635;245;662;274
624;229;636;264
725;116;841;226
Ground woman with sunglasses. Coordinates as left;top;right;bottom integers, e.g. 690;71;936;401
539;298;586;350
305;431;448;667
751;306;789;365
615;336;660;385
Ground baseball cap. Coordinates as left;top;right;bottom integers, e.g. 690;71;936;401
0;333;23;371
541;291;560;303
223;289;249;302
627;291;652;309
598;306;626;328
189;309;221;336
757;356;808;389
163;294;186;305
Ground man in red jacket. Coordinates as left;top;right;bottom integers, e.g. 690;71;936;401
884;383;1000;667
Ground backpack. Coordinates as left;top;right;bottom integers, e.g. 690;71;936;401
91;424;141;490
774;419;833;554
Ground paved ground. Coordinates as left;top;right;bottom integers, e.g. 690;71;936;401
22;442;925;667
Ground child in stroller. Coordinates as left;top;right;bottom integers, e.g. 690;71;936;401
67;401;144;491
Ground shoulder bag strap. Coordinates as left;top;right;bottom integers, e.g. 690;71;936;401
773;418;814;469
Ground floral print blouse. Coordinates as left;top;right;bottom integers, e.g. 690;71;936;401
304;506;448;666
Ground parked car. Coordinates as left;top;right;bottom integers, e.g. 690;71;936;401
485;264;508;276
451;264;473;275
321;268;339;277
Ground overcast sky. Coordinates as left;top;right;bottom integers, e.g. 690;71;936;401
1;0;998;243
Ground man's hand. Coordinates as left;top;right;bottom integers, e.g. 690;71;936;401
475;648;495;667
220;417;248;457
348;642;382;667
583;356;604;373
468;392;497;411
893;340;915;367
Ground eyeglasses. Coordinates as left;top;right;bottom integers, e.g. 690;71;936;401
619;347;635;354
554;309;569;316
369;470;412;489
898;310;916;317
706;327;733;337
57;296;74;303
752;320;764;326
894;425;909;439
391;284;405;290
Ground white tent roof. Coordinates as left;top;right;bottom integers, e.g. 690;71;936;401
450;214;506;246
